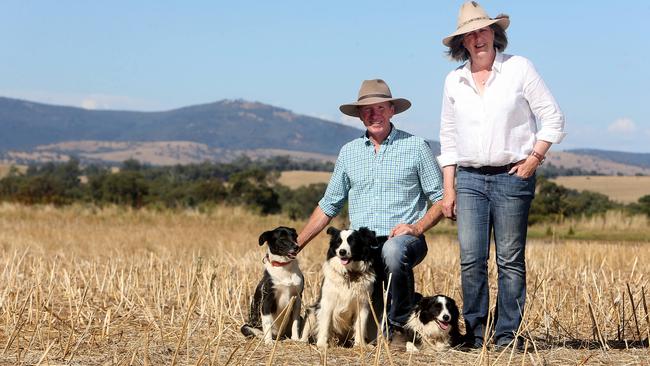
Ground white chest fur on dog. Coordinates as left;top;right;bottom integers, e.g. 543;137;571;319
319;259;375;334
264;260;303;312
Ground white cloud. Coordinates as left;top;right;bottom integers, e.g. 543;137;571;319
81;98;99;110
607;118;636;134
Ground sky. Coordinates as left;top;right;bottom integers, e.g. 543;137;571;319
1;1;649;153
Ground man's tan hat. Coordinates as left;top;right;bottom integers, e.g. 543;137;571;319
339;79;411;117
442;1;509;47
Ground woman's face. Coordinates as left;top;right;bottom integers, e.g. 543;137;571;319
462;26;495;60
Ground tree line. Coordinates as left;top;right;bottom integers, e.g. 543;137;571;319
0;157;647;223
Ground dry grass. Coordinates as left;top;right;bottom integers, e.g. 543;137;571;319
552;176;650;204
277;170;332;189
0;164;27;178
0;203;649;365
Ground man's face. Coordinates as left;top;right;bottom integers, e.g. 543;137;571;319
358;101;394;138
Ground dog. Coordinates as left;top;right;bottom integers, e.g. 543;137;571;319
404;294;461;352
301;226;378;349
240;226;304;345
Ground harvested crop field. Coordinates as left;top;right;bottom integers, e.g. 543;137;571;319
0;204;648;365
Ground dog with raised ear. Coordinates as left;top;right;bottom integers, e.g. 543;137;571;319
301;226;378;349
240;226;304;345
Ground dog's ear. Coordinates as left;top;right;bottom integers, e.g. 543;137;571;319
413;292;423;305
358;227;377;246
258;231;273;246
326;226;339;237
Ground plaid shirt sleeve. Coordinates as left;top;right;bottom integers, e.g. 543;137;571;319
418;140;444;203
318;151;350;217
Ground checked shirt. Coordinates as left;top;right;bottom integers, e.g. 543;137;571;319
319;126;443;237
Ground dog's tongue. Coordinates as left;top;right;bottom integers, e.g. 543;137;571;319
340;258;350;265
437;321;449;331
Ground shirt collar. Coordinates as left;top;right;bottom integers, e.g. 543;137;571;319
459;51;504;82
363;123;396;145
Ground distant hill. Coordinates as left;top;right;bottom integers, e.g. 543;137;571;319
0;97;362;156
567;149;650;169
0;96;648;175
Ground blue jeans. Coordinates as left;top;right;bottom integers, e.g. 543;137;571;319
456;167;535;347
374;234;428;328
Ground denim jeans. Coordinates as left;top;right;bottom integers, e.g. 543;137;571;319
372;234;428;329
456;167;535;347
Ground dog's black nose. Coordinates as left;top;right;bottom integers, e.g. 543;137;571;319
338;248;347;256
442;314;450;321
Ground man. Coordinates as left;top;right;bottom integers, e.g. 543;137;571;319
297;79;444;343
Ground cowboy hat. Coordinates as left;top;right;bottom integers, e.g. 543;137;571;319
442;1;510;47
339;79;411;117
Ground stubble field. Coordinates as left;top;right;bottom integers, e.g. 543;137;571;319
0;203;649;365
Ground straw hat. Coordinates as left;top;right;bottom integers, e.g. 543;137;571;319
339;79;411;117
442;1;510;47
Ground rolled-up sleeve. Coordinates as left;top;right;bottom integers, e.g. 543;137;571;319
523;59;567;144
318;153;349;217
418;140;444;203
438;76;459;167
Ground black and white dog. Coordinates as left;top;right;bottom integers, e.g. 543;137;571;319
404;294;461;352
301;226;377;349
241;226;304;344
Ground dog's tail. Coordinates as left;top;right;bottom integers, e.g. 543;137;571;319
240;324;263;338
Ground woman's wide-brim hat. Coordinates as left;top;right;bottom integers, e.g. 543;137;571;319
442;1;510;47
339;79;411;118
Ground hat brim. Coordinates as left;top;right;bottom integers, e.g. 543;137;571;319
339;97;411;117
442;17;509;47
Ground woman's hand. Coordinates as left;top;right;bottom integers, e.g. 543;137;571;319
442;188;457;220
508;156;539;178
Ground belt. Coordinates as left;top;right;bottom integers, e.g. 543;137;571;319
459;164;515;175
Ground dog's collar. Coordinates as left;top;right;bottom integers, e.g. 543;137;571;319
264;254;293;267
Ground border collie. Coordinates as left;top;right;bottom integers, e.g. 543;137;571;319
241;226;304;344
301;226;377;349
404;294;461;352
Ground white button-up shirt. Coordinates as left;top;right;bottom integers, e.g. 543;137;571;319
438;52;566;168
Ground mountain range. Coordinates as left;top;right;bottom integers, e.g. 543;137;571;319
1;96;649;175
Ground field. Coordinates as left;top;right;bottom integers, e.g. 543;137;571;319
278;171;650;204
277;170;332;189
551;176;650;204
1;204;649;365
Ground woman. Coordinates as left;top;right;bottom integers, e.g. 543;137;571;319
438;1;566;350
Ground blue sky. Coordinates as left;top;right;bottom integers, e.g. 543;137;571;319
1;1;648;152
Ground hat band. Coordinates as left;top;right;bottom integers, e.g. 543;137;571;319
457;16;490;29
358;93;392;101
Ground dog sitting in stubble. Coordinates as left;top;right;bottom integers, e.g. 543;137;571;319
240;227;304;345
301;226;377;349
404;293;461;352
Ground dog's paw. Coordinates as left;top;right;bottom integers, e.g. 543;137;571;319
433;342;450;352
406;342;420;353
316;339;328;350
264;338;274;346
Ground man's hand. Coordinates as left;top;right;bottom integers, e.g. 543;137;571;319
389;223;422;238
